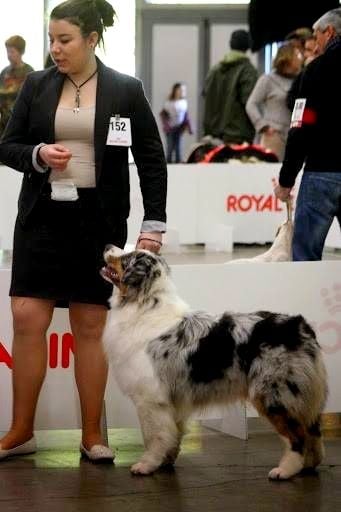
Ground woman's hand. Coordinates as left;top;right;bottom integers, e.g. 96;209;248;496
38;144;72;171
136;232;163;254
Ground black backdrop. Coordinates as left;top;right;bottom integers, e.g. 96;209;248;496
248;0;340;51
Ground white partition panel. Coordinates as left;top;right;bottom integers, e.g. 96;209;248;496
0;169;21;250
0;0;45;71
1;163;340;250
1;261;341;431
210;23;258;69
152;24;199;159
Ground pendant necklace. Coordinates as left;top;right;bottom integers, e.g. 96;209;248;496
66;69;97;113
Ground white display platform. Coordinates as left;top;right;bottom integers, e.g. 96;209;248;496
1;163;340;250
1;261;341;433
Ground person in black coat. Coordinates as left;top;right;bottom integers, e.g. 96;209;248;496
275;8;341;260
0;0;167;462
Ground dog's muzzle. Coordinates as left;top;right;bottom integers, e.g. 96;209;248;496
101;245;125;286
100;265;120;285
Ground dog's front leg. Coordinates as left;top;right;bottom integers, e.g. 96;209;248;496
162;419;186;466
131;403;179;475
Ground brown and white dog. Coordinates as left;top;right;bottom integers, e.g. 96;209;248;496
101;247;327;479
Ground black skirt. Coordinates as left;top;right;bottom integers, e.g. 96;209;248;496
10;186;127;308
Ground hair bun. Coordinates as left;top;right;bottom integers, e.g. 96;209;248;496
94;0;115;28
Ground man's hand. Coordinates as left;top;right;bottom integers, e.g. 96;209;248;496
274;184;292;202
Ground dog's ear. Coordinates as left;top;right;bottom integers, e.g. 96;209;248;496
121;252;159;288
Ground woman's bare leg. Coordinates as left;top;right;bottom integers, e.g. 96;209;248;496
69;302;108;449
0;297;55;450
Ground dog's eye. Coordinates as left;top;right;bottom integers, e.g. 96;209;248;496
122;264;147;286
121;253;158;287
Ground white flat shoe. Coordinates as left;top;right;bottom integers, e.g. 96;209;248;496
80;443;114;464
0;437;37;461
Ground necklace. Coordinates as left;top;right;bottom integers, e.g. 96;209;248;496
66;69;97;113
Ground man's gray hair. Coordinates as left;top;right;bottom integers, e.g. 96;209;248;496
313;8;341;36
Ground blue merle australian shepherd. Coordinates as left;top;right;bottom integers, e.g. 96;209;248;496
101;247;328;479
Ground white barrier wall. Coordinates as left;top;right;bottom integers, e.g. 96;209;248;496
129;163;340;248
1;164;340;250
1;261;340;431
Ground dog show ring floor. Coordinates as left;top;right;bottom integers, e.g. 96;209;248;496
0;423;341;512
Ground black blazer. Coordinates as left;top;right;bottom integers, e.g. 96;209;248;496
279;39;341;187
0;59;167;228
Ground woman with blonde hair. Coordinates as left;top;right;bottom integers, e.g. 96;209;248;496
246;43;303;161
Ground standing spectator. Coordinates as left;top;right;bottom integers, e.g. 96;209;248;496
203;29;258;144
284;27;313;53
0;35;33;137
302;35;321;65
0;0;166;461
246;43;303;161
287;35;321;111
274;8;341;261
160;82;192;163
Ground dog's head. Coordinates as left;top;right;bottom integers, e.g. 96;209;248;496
101;246;170;303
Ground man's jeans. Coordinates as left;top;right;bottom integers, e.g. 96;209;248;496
293;172;341;261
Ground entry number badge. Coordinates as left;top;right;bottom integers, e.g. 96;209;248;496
106;116;132;146
291;98;306;128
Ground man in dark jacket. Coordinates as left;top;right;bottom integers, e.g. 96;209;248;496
275;8;341;260
203;29;258;144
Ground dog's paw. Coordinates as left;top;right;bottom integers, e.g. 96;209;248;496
130;461;155;475
162;456;176;467
163;448;179;466
268;466;293;480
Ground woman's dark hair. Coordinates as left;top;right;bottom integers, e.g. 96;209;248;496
44;53;55;68
50;0;116;47
168;82;184;101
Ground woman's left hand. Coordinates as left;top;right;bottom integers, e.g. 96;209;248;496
136;232;163;254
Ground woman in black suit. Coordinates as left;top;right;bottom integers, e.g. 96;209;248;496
0;0;167;462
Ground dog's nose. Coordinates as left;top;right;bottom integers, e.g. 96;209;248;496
104;244;114;253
